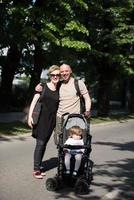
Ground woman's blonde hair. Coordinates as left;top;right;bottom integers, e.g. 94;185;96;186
48;65;60;74
68;126;82;137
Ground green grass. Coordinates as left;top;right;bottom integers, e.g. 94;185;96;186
0;114;134;136
0;121;31;136
89;114;134;124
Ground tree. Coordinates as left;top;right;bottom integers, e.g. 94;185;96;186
0;0;32;108
0;0;91;108
82;0;134;116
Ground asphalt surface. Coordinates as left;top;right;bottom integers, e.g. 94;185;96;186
0;116;134;200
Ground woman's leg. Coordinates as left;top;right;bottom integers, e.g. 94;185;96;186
34;139;46;171
54;116;62;145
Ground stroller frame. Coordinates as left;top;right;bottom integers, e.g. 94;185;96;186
46;113;93;194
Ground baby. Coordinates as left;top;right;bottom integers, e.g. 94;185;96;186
64;125;84;176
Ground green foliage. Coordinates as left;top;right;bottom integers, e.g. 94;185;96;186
1;0;134;115
0;0;91;78
85;0;134;79
59;1;73;13
0;121;31;136
64;20;89;36
74;0;88;10
61;37;91;49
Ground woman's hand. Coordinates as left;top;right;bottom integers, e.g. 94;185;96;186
28;116;33;128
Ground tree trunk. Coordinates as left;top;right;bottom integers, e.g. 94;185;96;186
121;79;127;109
127;77;134;113
97;78;111;117
27;46;44;102
0;45;21;109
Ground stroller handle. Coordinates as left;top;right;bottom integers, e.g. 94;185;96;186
62;113;85;119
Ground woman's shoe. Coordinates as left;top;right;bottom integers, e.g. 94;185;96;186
33;171;43;179
40;166;46;176
41;171;46;176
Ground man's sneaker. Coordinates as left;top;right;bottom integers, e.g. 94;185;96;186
33;171;43;179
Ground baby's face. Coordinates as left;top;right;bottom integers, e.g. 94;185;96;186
72;134;81;140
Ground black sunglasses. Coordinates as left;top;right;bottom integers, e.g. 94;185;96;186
50;74;60;77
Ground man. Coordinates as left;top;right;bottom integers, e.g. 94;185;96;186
36;64;91;144
57;64;91;116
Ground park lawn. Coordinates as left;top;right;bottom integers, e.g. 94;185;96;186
0;121;31;136
90;113;134;124
0;114;134;136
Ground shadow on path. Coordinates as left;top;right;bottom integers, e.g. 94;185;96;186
92;140;134;199
93;141;134;152
0;134;30;142
42;157;58;171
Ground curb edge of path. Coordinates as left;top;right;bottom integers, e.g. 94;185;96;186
0;119;134;141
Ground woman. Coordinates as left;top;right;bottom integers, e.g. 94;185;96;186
28;65;60;179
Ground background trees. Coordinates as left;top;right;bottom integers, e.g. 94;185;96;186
0;0;134;115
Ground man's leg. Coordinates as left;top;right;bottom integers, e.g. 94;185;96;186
53;116;62;145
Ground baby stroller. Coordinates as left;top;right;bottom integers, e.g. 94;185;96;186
46;113;93;194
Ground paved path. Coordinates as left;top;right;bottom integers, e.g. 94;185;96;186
0;119;134;200
0;112;26;122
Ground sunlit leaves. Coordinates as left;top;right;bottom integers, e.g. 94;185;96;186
59;1;73;13
64;20;89;36
61;37;91;49
74;0;88;10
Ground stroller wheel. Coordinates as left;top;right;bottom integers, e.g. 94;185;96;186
46;177;58;191
74;178;89;195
